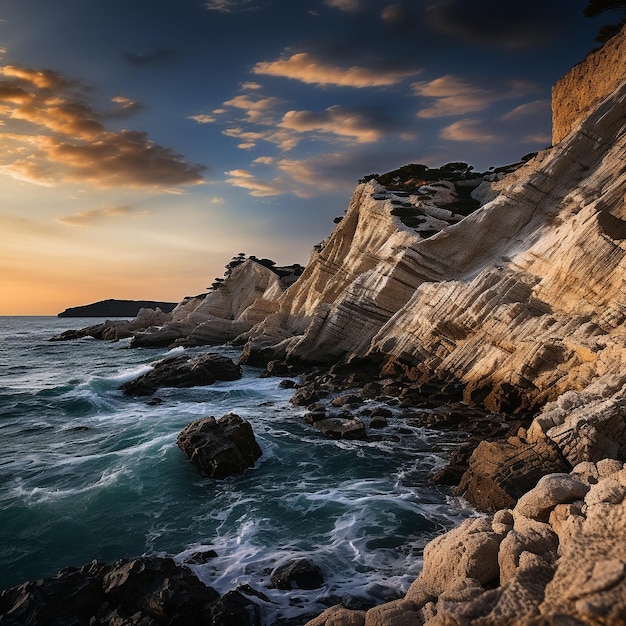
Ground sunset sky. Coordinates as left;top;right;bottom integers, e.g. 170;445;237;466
0;0;606;314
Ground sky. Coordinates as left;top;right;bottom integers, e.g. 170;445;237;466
0;0;609;314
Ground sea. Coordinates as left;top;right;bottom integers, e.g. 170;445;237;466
0;316;475;623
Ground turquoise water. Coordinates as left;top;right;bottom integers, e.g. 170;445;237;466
0;316;472;622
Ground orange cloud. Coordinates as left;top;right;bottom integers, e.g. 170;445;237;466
0;64;206;189
253;52;420;88
222;94;283;123
440;119;500;143
224;169;284;196
413;75;539;118
222;125;299;151
57;205;150;226
280;106;385;142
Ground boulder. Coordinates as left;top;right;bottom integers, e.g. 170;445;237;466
177;413;262;479
418;516;503;596
270;558;324;590
456;436;570;512
121;353;241;396
0;556;218;625
312;417;367;440
514;473;590;522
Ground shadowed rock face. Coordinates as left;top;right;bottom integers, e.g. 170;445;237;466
177;413;262;479
0;556;220;625
120;353;241;396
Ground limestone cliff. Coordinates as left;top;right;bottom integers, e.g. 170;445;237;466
552;25;626;143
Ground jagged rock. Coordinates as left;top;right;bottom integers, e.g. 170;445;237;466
177;413;262;479
270;558;324;590
121;353;241;396
0;556;218;625
456;436;570;512
50;307;173;342
207;590;261;626
312;417;367;440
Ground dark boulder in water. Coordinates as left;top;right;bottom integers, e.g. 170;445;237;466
270;558;324;590
313;416;367;440
177;413;262;479
121;353;241;396
0;556;219;625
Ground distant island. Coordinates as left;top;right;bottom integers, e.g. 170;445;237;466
57;299;177;318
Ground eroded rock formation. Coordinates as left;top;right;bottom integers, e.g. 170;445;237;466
307;461;626;625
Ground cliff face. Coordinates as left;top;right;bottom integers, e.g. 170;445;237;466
552;25;626;143
243;75;626;411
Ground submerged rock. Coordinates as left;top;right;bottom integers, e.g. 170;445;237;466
121;353;241;396
177;413;262;478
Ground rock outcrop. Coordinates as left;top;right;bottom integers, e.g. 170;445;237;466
0;556;220;626
128;259;303;348
49;306;172;341
120;353;241;396
177;413;262;478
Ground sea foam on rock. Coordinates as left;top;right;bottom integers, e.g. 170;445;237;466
120;353;241;396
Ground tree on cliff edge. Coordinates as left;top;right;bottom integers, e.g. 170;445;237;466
584;0;626;42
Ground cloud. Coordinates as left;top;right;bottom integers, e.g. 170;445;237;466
57;205;149;227
253;52;420;88
222;125;299;151
440;119;500;143
0;64;206;189
253;156;275;165
188;114;217;124
280;105;401;143
500;99;550;121
380;3;416;25
205;0;261;13
110;95;144;116
225;169;284;196
324;0;361;11
222;94;283;123
425;0;570;50
413;75;539;118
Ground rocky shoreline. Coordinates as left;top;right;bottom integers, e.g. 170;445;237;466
5;28;626;625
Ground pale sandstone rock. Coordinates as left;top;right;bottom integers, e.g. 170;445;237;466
498;522;558;585
364;600;422;626
305;605;366;626
538;493;626;622
513;473;589;522
419;517;502;596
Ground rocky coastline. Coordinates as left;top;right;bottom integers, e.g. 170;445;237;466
4;27;626;626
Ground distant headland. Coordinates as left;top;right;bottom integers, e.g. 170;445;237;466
57;299;177;318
